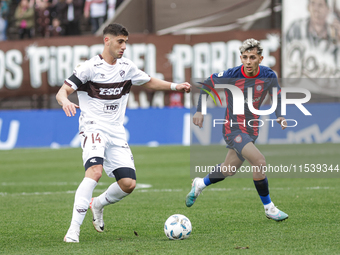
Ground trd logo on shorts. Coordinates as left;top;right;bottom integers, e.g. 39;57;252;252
104;103;119;114
99;87;123;96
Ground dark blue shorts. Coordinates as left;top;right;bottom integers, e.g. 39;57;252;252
225;133;257;162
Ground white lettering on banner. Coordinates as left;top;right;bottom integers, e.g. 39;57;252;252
0;50;23;89
57;46;73;86
48;46;58;86
28;46;49;88
169;34;280;82
0;35;279;108
0;119;20;150
25;44;104;89
124;43;164;79
6;50;23;89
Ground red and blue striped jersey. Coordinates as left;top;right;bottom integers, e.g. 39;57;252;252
198;65;282;138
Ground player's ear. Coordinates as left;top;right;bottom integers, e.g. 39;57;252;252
259;55;264;63
104;36;110;45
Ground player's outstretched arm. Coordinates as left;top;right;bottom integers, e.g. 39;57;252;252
142;77;191;93
277;117;287;130
56;84;79;117
193;112;204;128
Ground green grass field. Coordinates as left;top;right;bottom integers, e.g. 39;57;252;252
0;144;340;254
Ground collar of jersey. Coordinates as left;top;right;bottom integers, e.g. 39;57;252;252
241;65;260;78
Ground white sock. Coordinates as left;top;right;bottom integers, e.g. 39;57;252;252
97;182;129;209
264;202;274;211
69;177;97;229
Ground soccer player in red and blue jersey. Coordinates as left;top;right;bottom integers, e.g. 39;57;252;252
186;38;289;221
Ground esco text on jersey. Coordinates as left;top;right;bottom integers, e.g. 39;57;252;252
99;87;124;96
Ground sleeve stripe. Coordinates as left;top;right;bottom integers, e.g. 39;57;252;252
68;74;83;87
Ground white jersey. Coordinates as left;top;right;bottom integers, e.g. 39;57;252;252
65;55;151;129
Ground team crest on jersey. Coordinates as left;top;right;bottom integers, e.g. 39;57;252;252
234;135;242;143
256;85;262;91
119;70;125;78
218;71;224;77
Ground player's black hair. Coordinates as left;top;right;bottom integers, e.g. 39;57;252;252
103;23;129;37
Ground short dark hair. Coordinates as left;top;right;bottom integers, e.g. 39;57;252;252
103;23;129;37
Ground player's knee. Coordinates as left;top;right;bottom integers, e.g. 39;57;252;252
90;166;103;180
254;157;266;168
119;178;136;193
114;167;136;193
85;164;103;181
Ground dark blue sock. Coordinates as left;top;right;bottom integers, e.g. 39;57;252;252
203;164;225;187
203;175;211;186
259;194;271;205
253;177;271;205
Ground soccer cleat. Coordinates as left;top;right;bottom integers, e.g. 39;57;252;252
89;197;104;232
265;205;288;221
63;228;79;243
185;178;204;207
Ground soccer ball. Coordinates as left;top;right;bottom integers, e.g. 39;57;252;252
164;214;192;240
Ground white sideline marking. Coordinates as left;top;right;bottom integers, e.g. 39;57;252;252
0;182;142;186
0;185;335;197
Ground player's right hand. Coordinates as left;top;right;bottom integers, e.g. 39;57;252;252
62;101;79;117
193;112;204;128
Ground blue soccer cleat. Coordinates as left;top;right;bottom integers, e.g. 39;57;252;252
265;205;289;221
185;178;204;207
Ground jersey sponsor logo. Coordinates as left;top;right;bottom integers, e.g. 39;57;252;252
104;103;119;114
119;70;125;78
99;87;124;96
119;61;129;65
218;71;224;77
100;73;106;79
94;63;103;67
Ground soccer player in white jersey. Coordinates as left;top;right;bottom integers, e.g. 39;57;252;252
56;23;191;243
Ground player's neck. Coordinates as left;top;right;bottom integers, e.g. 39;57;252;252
101;52;117;65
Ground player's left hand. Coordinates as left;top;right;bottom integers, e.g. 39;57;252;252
175;82;191;93
277;117;287;130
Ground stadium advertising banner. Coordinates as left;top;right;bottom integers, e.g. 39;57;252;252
0;108;189;149
282;0;340;96
1;102;340;149
0;30;281;107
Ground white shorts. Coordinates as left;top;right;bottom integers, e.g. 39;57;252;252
80;125;135;178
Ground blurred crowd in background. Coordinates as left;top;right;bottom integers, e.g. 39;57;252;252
0;0;124;40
